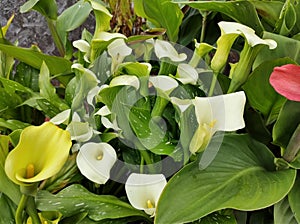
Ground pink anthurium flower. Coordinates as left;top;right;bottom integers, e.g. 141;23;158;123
270;64;300;101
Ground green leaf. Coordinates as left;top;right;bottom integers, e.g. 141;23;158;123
0;118;30;131
39;62;69;112
0;77;33;94
254;32;300;66
177;1;264;36
251;1;283;28
0;135;21;205
273;100;300;149
288;175;300;223
89;0;112;34
14;62;40;92
0;193;17;224
56;0;92;46
20;0;57;20
36;184;149;221
0;43;72;75
243;57;295;124
135;0;184;42
274;197;298;224
274;0;297;36
199;210;237;224
155;134;296;224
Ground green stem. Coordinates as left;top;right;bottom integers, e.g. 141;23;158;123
200;11;208;43
283;124;300;162
15;194;29;224
208;72;218;96
46;18;65;56
26;196;41;224
140;156;145;174
151;96;169;117
135;140;156;173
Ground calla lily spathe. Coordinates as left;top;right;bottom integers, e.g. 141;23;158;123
154;39;187;62
125;173;167;217
171;91;246;154
76;142;117;184
4;122;72;186
270;64;300;102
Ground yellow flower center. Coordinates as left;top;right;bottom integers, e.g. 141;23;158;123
26;163;35;178
147;199;154;209
96;151;104;160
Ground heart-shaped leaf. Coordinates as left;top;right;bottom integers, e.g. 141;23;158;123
155;134;296;224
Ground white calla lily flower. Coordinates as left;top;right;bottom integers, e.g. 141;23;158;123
108;39;132;72
154;39;187;62
175;63;198;85
96;31;126;41
73;40;91;62
110;75;140;90
218;21;277;49
50;109;71;125
171;91;246;154
95;105;111;116
149;76;178;97
66;121;94;142
125;173;167;216
76;142;117;184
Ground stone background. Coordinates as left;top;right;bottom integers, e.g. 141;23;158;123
0;0;94;55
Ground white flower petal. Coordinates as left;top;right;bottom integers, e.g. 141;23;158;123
218;21;277;49
87;86;101;107
73;40;90;53
97;31;126;41
176;63;198;85
110;75;140;90
101;116;121;131
50;109;71;125
95;105;111;116
66;121;94;142
154;39;187;62
170;97;192;113
149;76;178;95
71;63;99;81
107;39;132;58
125;173;167;216
76;142;117;184
193;91;246;132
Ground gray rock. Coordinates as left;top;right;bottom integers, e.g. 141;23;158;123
0;0;94;55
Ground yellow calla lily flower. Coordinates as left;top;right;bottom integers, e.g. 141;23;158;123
5;122;72;186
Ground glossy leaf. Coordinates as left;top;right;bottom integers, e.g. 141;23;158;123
155;134;296;224
20;0;57;20
134;0;183;42
0;43;72;75
273;100;300;149
288;175;300;223
14;62;40;92
274;0;297;36
243;58;295;124
254;32;300;66
199;210;237;224
274;197;298;224
0;118;30;131
56;0;92;46
251;1;283;28
36;184;149;221
176;1;264;36
0;135;21;204
0;193;16;224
